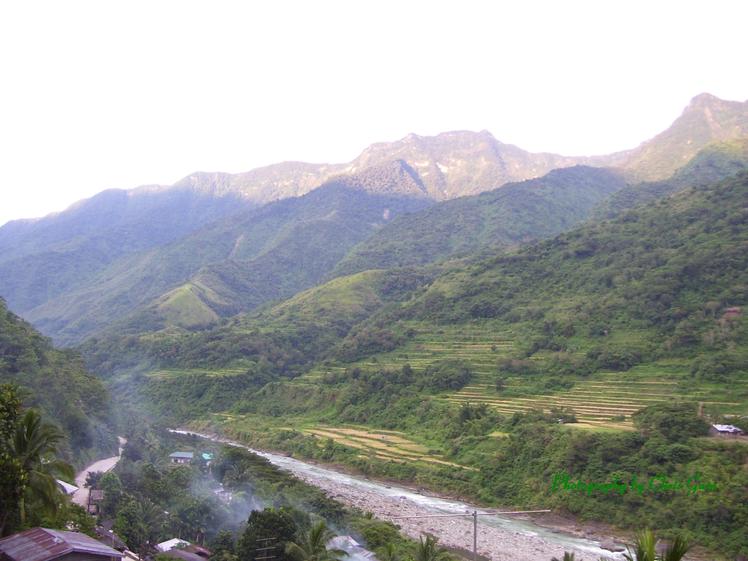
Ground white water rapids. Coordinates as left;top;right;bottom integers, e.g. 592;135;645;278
169;429;625;560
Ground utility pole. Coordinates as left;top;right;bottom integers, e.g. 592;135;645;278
473;511;477;560
392;509;551;560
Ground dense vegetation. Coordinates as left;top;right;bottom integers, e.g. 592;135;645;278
110;171;748;558
209;393;747;557
82;267;434;377
3;95;748;559
0;300;116;464
98;428;435;561
0;383;92;537
390;172;748;370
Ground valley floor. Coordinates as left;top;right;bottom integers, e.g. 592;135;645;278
292;462;623;561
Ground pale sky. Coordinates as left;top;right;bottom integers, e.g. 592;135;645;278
1;0;747;226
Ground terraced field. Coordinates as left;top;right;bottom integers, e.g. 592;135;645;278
302;425;475;470
295;320;748;433
444;373;748;430
301;321;513;382
146;367;248;380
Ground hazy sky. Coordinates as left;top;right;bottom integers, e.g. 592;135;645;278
1;0;747;226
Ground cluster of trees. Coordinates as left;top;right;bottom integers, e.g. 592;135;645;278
0;383;88;537
391;174;748;378
0;300;116;463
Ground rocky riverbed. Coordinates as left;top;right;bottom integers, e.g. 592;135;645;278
171;429;624;561
294;468;619;561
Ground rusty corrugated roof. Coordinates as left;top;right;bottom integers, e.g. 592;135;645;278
0;527;122;561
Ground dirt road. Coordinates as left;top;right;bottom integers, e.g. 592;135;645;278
72;436;127;507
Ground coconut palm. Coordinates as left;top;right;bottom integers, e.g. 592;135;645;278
285;521;348;561
10;409;74;523
622;530;689;561
413;535;451;561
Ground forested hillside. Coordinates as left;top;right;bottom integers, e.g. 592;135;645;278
0;299;116;464
90;171;748;557
0;186;250;315
334;166;626;274
16;182;431;344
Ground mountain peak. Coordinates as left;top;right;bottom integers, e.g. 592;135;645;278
688;92;721;107
684;92;746;114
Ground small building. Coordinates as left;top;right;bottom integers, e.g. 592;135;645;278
169;452;194;465
0;527;123;561
87;489;105;515
155;539;210;561
710;424;745;437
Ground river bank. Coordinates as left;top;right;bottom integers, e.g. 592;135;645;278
171;429;627;561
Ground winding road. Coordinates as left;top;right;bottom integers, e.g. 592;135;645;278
72;436;127;507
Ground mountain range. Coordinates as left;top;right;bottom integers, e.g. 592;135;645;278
1;93;748;558
1;93;747;345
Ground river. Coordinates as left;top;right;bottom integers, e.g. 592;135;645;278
170;429;626;561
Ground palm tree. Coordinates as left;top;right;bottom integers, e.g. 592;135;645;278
623;530;689;561
10;409;74;523
658;535;689;561
378;543;399;561
413;535;451;561
285;521;348;561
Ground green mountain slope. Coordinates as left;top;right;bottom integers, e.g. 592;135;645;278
619;93;748;181
0;299;116;464
334;166;627;275
91;169;748;557
20;181;431;344
0;186;250;315
597;138;748;218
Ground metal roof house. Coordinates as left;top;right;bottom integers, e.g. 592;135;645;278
0;527;123;561
155;538;210;560
710;423;744;436
169;451;194;464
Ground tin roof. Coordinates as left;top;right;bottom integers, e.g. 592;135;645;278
55;479;79;495
713;424;743;432
156;538;190;552
169;451;194;459
0;527;123;561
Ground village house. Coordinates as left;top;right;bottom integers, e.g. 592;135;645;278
155;538;210;561
87;489;105;515
169;451;194;464
0;527;123;561
710;423;745;437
